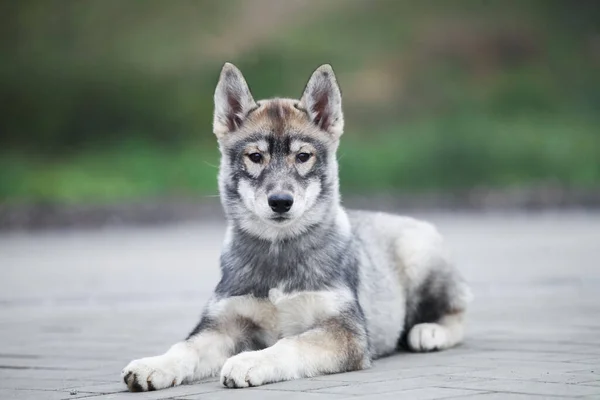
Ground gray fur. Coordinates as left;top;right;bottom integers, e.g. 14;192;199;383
121;63;471;392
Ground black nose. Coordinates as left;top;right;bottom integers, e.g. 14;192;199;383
268;193;294;214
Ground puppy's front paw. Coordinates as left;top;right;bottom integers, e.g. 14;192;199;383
407;323;448;352
121;356;181;392
220;351;275;388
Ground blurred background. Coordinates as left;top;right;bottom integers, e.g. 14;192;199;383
1;0;599;228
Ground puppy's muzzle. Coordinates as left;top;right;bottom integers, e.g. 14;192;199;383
268;193;294;214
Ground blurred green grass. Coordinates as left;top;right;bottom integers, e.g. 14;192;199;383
2;113;597;204
0;141;220;204
1;0;599;204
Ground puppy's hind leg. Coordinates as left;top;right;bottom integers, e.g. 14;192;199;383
393;219;472;353
403;269;472;353
407;311;465;352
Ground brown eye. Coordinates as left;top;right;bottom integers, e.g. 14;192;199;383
248;153;262;163
296;153;311;163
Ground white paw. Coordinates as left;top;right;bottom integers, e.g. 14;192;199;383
220;351;276;388
408;323;448;352
121;356;181;392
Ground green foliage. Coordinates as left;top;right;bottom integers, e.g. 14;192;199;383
2;113;598;203
1;0;599;203
339;114;600;192
0;140;221;204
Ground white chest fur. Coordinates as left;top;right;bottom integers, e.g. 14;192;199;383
206;288;354;344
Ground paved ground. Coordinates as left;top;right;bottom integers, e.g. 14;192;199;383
1;211;599;399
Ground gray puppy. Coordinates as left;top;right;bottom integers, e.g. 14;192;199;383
122;63;472;391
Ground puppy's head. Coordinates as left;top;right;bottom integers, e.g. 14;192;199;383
213;63;344;240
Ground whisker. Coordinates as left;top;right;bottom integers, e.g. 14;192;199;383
203;161;220;169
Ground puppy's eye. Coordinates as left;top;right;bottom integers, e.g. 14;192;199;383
296;153;312;163
247;153;263;163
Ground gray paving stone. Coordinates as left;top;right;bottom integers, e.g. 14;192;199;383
354;387;488;399
0;374;110;385
581;381;600;387
309;376;485;395
447;368;600;385
0;357;126;371
62;382;129;394
75;383;225;400
0;378;114;391
0;389;101;400
0;369;117;382
174;390;350;400
438;359;597;374
1;212;600;399
570;358;600;366
312;365;488;383
441;379;600;397
452;393;576;399
565;368;599;375
258;378;352;391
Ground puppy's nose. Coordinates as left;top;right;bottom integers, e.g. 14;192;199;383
268;193;294;214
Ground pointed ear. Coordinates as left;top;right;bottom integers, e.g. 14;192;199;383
213;63;257;137
299;64;344;137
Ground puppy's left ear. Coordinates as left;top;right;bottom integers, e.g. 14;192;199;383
213;62;257;138
299;64;344;137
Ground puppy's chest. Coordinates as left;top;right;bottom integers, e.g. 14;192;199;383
221;242;353;297
217;288;353;340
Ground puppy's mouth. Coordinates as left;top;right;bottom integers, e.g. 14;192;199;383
267;214;298;226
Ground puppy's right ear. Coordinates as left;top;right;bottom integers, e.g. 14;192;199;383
213;63;257;138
